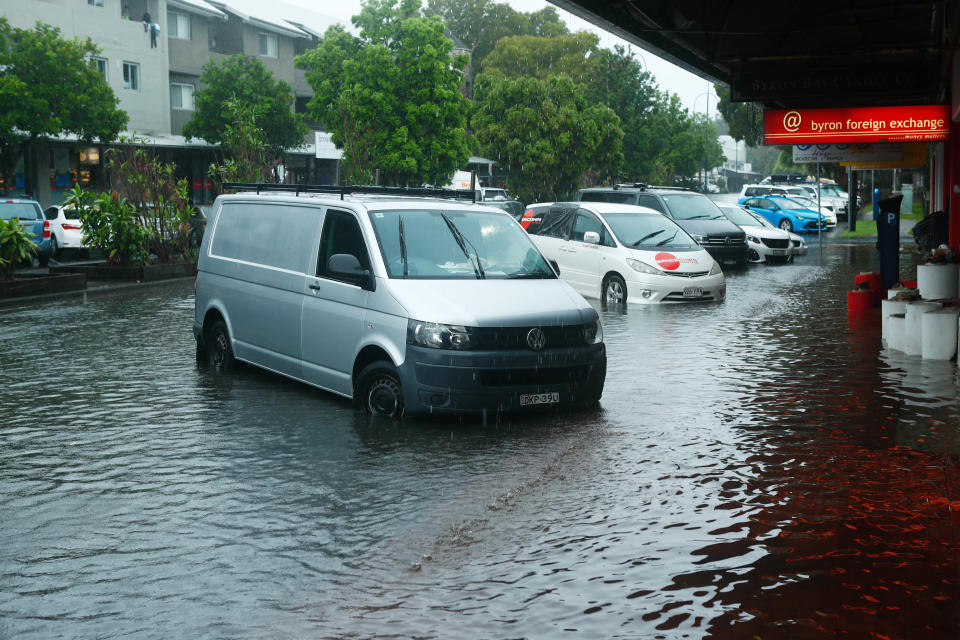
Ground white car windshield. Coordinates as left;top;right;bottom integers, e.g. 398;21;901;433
720;206;763;228
775;198;811;211
369;209;556;279
600;213;698;248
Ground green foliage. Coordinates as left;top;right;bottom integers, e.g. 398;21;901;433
424;0;568;72
208;98;276;186
0;217;37;280
105;142;194;264
481;32;599;81
65;188;152;267
296;0;472;186
182;54;307;157
0;18;127;193
472;74;623;202
714;85;763;146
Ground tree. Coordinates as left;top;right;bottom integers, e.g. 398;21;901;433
181;54;307;157
481;32;600;82
0;19;127;197
424;0;568;71
714;84;763;147
296;0;472;187
472;74;623;203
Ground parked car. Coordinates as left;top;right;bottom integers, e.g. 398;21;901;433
578;184;748;267
786;195;837;226
716;203;794;263
738;195;829;233
789;184;849;220
43;205;87;257
1;198;52;266
194;185;606;418
521;201;725;304
479;186;509;201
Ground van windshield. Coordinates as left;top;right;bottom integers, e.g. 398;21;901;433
369;209;556;279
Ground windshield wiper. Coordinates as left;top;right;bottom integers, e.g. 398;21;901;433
440;213;485;279
682;214;712;220
631;229;664;246
506;271;551;279
656;231;678;246
398;216;408;278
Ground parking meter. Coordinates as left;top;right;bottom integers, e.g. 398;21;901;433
876;192;903;290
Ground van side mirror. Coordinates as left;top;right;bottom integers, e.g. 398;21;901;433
582;231;600;244
328;253;375;291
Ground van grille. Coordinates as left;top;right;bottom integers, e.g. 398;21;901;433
472;324;588;350
478;365;590;387
701;236;746;246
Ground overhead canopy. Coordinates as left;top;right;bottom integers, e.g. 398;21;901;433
549;0;960;110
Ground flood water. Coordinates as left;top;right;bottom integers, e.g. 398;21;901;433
2;243;960;639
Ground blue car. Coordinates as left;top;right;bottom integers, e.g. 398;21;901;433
737;195;828;234
0;198;53;266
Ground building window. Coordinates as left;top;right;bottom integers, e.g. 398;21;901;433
92;57;108;79
122;62;139;91
170;82;195;110
168;11;190;40
258;33;278;58
87;0;104;7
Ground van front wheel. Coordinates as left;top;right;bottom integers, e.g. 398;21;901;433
355;362;404;417
207;320;236;371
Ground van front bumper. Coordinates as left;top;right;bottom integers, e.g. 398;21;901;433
399;343;606;417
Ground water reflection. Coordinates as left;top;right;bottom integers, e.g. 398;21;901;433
2;246;960;639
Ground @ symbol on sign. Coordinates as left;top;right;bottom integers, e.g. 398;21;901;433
783;111;802;132
526;327;546;351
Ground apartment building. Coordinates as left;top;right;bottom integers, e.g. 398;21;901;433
3;0;343;206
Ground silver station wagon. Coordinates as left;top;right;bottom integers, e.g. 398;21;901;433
193;185;606;418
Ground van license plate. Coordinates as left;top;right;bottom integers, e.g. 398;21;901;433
520;392;559;406
683;287;703;298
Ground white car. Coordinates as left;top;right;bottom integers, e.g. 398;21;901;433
788;195;837;226
717;203;794;263
42;205;86;257
522;201;725;304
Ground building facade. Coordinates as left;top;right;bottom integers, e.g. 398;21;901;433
2;0;343;206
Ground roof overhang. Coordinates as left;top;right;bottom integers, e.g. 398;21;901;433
549;0;959;110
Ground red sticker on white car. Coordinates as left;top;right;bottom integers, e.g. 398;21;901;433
655;252;680;270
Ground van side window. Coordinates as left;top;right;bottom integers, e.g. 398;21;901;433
317;209;370;279
210;202;320;272
580;191;636;204
538;208;576;239
634;194;664;213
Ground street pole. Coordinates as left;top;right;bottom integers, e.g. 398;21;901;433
817;161;822;250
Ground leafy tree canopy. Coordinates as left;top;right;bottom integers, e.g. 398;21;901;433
181;54;307;157
471;73;623;202
296;0;472;187
714;84;763;147
424;0;567;71
481;32;599;81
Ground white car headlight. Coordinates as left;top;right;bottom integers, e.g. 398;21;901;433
709;260;722;275
626;258;660;275
746;234;761;244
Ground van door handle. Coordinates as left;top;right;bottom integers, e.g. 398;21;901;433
309;283;321;291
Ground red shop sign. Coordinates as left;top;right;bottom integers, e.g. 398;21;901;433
764;104;950;144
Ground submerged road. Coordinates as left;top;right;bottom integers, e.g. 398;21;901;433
2;243;959;639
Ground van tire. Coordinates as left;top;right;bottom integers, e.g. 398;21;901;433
355;362;404;418
207;320;236;371
602;274;627;306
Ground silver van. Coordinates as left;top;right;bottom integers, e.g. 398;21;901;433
193;186;606;418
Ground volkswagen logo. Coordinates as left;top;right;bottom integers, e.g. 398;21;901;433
783;110;802;132
526;327;546;351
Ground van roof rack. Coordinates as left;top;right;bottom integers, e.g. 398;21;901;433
612;182;648;190
222;183;477;203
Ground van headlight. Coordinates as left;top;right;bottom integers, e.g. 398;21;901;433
709;260;722;275
626;258;659;275
407;320;477;350
583;317;603;344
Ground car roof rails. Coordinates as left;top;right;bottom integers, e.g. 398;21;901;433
221;183;477;203
612;182;648;190
648;185;691;191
